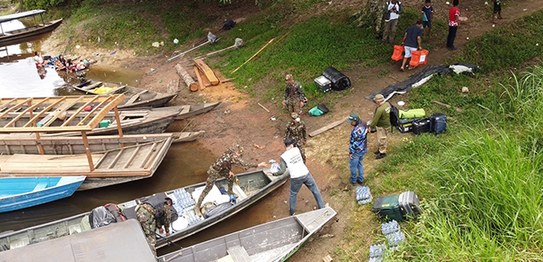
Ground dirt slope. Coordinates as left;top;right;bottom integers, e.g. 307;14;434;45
41;0;543;260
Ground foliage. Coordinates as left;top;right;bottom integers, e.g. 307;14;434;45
21;0;67;9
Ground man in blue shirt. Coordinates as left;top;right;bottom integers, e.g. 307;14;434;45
400;20;423;71
348;113;368;185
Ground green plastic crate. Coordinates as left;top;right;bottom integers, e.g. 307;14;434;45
99;120;111;128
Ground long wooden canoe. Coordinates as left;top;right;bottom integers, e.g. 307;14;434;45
0;136;173;190
0;104;219;136
159;207;337;262
72;79;177;109
0;10;62;47
0;169;289;251
0;132;203;155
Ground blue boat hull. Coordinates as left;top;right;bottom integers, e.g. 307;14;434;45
0;177;85;213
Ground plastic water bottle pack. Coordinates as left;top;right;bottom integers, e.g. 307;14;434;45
355;186;372;205
174;189;195;209
381;220;400;235
369;244;386;258
386;231;405;249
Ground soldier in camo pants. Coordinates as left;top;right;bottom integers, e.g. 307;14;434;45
195;145;266;216
282;74;307;114
284;112;307;162
135;202;156;250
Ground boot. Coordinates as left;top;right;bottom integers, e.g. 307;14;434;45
375;152;387;159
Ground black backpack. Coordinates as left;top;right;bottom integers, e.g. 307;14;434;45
389;103;400;132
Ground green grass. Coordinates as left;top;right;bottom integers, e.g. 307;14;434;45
457;11;543;72
337;9;543;261
213;15;390;100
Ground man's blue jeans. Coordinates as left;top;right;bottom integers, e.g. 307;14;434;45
289;173;325;215
349;150;366;184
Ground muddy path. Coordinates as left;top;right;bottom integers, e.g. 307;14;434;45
40;0;543;260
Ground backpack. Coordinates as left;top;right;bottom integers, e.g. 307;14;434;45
89;203;126;229
389;103;400;132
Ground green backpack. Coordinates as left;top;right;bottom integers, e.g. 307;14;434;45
308;104;329;116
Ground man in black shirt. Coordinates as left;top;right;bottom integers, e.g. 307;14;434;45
400;20;423;71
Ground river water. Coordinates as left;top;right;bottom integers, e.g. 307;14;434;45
0;23;289;255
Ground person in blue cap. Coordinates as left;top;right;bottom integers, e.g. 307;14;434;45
348;113;368;185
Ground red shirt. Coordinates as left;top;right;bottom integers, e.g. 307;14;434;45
449;6;460;26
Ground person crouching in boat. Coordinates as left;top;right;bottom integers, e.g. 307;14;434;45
135;202;157;251
155;197;178;237
195;145;267;216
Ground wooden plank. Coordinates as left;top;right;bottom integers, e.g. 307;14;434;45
0;98;31;124
123;146;141;168
41;96;85;127
75;97;112;127
193;58;219;86
308;117;347;137
125;90;148;105
61;96;100;127
4;97;50;127
87;95;126;128
194;66;205;91
81;131;95;171
139;142;158;169
0;98;17;112
107;148;125;169
24;97;64;127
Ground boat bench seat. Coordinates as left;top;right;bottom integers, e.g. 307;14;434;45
227;246;251;262
33;183;48;191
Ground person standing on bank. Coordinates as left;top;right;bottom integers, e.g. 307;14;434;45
195;145;266;216
400;20;423;71
282;74;307;115
382;0;402;43
368;94;391;159
348;114;368;185
421;0;434;37
492;0;502;22
273;138;326;215
284;112;307;162
447;0;461;50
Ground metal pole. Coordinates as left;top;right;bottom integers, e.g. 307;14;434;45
82;131;95;171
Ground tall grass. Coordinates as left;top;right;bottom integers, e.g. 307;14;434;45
385;65;543;260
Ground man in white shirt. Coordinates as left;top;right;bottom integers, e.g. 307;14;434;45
274;138;325;215
382;0;402;43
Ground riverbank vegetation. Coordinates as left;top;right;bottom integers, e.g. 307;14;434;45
336;10;543;261
11;0;543;260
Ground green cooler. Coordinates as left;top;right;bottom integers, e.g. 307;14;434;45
372;195;403;222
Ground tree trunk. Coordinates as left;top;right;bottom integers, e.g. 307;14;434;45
353;0;387;36
175;64;198;92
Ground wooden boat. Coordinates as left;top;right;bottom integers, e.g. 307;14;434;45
0;132;203;155
0;95;174;190
72;79;177;109
0;103;220;136
0;220;156;261
159;207;337;262
0;169;289;251
0;176;86;213
0;10;63;47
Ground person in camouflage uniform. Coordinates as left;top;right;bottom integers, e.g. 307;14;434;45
282;74;307;114
156;197;176;237
195;145;266;215
135;202;157;249
284;112;307;162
